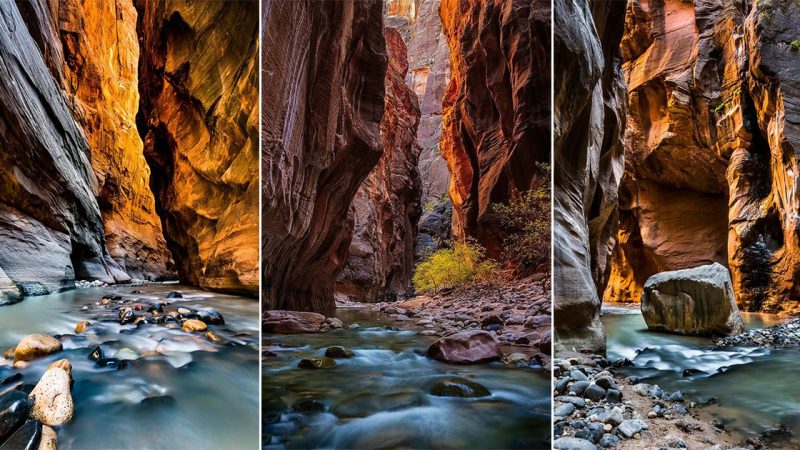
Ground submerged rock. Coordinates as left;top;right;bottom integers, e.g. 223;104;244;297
88;347;103;362
324;346;354;358
74;321;91;333
29;359;73;426
430;378;490;398
0;390;29;441
263;311;326;334
166;291;182;299
181;320;207;332
118;307;134;324
427;330;502;364
13;335;62;363
641;263;745;336
298;357;337;369
0;419;41;450
197;310;224;325
291;399;326;414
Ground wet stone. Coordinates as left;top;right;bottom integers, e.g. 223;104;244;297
118;307;134;324
0;419;41;450
0;390;29;441
430;378;491;398
554;403;575;417
166;291;183;299
553;436;595;450
88;347;103;362
324;346;354;358
197;310;225;325
291;399;326;414
583;384;606;401
298;357;336;369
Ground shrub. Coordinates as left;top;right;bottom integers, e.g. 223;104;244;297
791;40;800;51
412;240;499;294
494;163;551;270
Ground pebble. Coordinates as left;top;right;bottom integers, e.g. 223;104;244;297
298;357;336;369
617;419;648;438
75;321;91;333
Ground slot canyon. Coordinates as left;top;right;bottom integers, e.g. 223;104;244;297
0;0;258;303
263;1;553;447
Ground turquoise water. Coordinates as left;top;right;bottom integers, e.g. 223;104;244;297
264;309;551;449
0;284;259;450
603;308;798;446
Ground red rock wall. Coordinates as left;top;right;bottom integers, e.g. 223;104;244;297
609;0;800;314
553;0;627;354
136;0;259;295
439;0;551;260
336;27;422;303
262;0;387;315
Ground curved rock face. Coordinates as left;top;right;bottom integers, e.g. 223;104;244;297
608;0;800;315
262;0;387;314
50;0;173;281
0;1;129;295
336;28;422;303
136;0;259;295
641;263;744;336
553;0;627;354
439;0;551;259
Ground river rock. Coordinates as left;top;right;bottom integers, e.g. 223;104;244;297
617;419;648;438
0;390;29;441
118;307;135;324
426;330;502;364
29;360;73;426
324;346;354;358
0;419;41;450
88;347;103;362
263;310;326;334
38;425;57;450
430;378;490;398
554;403;575;417
181;320;207;332
641;263;745;336
74;321;90;333
298;357;337;369
197;310;224;325
166;291;182;299
114;348;140;361
553;436;596;450
13;335;62;363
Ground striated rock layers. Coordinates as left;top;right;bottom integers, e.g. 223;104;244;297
607;0;800;315
440;0;551;259
336;28;422;303
262;0;387;315
0;1;135;297
553;0;627;354
136;0;259;295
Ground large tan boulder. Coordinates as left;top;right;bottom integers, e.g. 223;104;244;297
427;330;502;364
29;359;74;426
13;335;62;363
641;263;745;336
263;311;326;334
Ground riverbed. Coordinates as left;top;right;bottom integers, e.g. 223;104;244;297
603;305;798;446
264;308;551;449
0;283;259;450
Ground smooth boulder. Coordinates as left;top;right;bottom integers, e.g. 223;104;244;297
0;390;29;441
13;335;62;363
641;263;745;336
263;310;326;334
430;378;490;398
0;419;40;450
28;359;73;426
427;330;502;364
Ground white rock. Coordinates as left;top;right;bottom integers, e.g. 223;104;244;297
29;364;74;426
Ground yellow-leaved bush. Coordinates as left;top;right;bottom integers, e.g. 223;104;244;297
412;239;499;294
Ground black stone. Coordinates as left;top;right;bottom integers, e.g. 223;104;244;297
594;376;616;390
605;389;621;403
599;433;620;448
140;395;177;409
96;358;129;370
430;379;491;398
569;369;589;382
102;294;122;301
570;381;590;395
118;307;134;324
89;346;103;361
682;368;703;377
291;399;326;414
583;384;606;401
197;310;225;325
0;374;21;387
147;304;163;314
483;323;502;332
166;291;183;299
0;419;40;450
0;391;29;441
555;377;569;394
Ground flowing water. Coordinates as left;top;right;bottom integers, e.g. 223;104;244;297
263;309;551;449
603;305;799;445
0;284;259;450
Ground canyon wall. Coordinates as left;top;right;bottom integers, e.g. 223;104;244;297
439;0;551;260
0;1;142;300
136;0;259;295
262;0;387;315
336;28;422;303
553;0;627;354
607;0;800;315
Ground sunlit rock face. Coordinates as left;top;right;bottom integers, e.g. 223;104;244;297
336;28;422;303
262;0;387;315
0;1;130;294
608;0;800;315
553;0;627;354
136;0;259;295
47;0;173;281
439;0;551;259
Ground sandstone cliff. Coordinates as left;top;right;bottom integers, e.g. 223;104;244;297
0;1;129;297
607;0;800;315
439;0;551;260
553;0;627;354
262;0;387;315
336;28;422;303
136;0;259;295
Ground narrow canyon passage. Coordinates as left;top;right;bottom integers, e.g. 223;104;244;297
554;0;800;447
263;0;552;448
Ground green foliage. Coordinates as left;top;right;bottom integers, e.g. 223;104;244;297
712;86;742;115
412;240;499;294
423;201;437;212
493;163;551;270
791;40;800;51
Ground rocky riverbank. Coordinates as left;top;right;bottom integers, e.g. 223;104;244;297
553;352;742;449
715;318;800;348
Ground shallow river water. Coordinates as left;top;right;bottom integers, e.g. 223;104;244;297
603;306;799;445
264;309;551;449
0;283;259;450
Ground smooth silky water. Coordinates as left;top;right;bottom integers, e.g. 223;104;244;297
603;305;798;445
0;284;259;450
263;309;551;449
